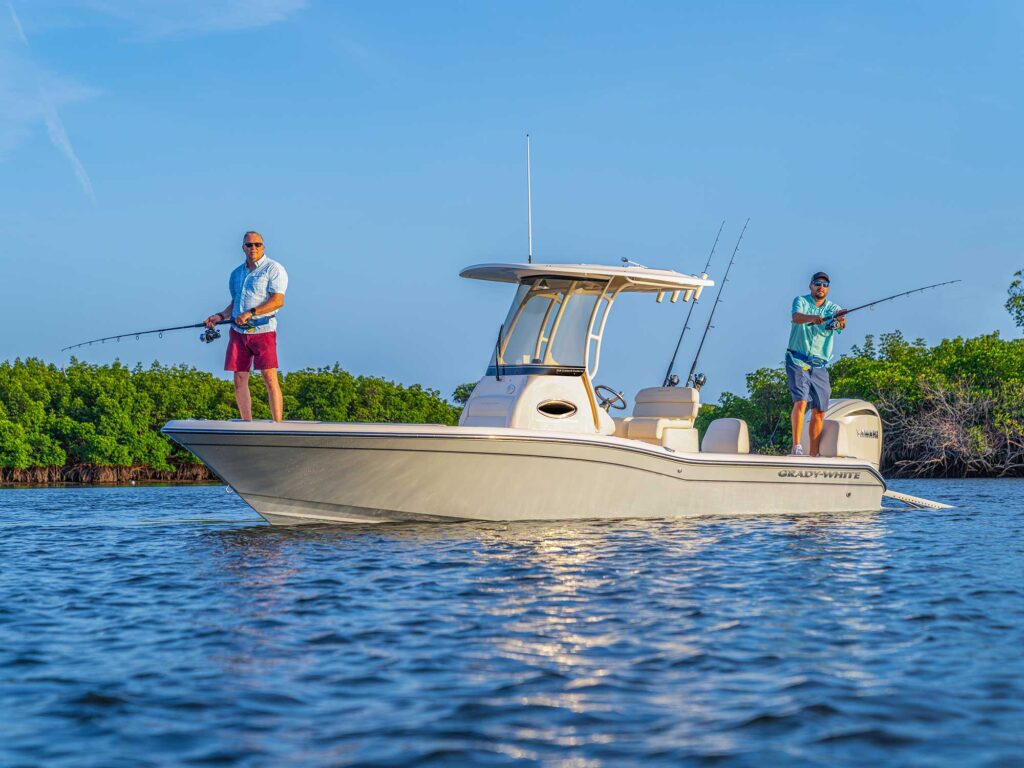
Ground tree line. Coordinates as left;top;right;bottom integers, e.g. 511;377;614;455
697;331;1024;477
0;360;461;484
3;278;1022;483
693;276;1024;476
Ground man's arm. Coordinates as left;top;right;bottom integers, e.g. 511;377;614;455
235;293;284;326
792;312;824;325
205;300;234;329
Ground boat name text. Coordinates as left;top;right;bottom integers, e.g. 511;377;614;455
777;470;862;479
857;429;880;438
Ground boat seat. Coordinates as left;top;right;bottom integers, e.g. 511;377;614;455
613;387;701;449
631;386;700;421
701;418;750;454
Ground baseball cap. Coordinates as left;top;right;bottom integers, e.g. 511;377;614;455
811;271;830;283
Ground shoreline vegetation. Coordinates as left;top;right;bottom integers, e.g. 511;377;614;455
0;360;461;487
696;332;1024;478
2;324;1023;486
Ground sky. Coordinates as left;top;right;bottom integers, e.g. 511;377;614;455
3;1;1023;405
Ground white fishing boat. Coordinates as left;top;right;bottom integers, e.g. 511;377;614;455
164;261;947;524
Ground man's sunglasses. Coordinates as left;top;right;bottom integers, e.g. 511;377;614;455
243;243;264;248
812;280;829;287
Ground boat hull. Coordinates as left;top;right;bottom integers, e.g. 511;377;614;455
163;421;885;525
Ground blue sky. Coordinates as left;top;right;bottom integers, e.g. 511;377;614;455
3;1;1022;404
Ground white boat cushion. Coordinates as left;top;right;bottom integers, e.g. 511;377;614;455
632;387;700;420
701;418;750;454
624;417;693;441
662;427;699;453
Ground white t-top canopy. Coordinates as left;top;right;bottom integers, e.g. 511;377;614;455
460;263;714;293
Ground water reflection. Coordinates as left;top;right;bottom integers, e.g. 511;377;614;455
4;485;1013;765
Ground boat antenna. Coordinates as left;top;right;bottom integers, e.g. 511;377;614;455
62;319;236;351
823;279;962;329
662;219;725;386
526;133;533;264
685;217;749;388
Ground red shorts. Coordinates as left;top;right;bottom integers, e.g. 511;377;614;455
225;329;278;371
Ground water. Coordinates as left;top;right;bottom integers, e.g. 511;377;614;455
1;482;1022;767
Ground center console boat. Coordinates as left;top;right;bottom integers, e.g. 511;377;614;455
164;262;944;524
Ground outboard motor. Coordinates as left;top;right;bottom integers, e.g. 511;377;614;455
803;398;883;467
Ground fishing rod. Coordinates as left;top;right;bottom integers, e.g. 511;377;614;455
685;217;749;389
61;319;237;352
662;219;725;387
823;279;961;330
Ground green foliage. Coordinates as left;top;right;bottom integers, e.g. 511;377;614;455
696;367;791;454
282;366;461;424
452;382;476;405
0;359;460;474
701;331;1024;475
1007;270;1024;330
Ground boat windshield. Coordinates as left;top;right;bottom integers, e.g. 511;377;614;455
492;277;607;372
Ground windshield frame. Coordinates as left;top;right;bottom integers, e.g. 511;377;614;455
489;276;622;377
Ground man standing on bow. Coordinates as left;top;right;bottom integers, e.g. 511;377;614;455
205;231;289;422
786;271;846;457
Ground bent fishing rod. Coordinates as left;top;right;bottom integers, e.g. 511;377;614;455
823;279;961;330
684;218;749;389
61;318;241;352
662;219;725;387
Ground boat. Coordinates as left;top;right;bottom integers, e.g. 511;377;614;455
164;261;947;524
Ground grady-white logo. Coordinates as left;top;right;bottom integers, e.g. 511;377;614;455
857;429;879;438
778;470;862;479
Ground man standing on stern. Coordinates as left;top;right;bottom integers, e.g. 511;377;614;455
786;271;846;457
204;231;289;422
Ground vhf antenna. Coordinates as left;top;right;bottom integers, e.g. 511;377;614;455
685;218;749;389
662;219;725;386
526;134;533;263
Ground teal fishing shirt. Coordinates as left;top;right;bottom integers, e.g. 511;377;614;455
787;294;843;368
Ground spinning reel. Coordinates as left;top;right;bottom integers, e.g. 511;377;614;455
200;327;222;344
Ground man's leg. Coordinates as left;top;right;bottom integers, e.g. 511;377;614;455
809;409;825;456
808;367;831;457
261;368;283;422
233;371;252;420
791;400;808;449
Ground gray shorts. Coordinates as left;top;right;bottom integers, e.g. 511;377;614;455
786;356;831;412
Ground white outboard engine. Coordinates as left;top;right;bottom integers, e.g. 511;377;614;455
802;398;883;467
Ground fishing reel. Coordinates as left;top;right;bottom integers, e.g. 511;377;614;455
200;327;222;344
681;373;707;391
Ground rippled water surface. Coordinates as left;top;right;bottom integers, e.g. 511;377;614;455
2;482;1023;766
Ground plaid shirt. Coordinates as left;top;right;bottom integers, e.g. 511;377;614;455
229;256;288;334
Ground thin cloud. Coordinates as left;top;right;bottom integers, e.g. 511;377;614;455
1;0;308;199
40;91;95;200
7;0;26;43
3;1;96;200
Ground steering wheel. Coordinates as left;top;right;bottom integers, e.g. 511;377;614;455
594;384;628;412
